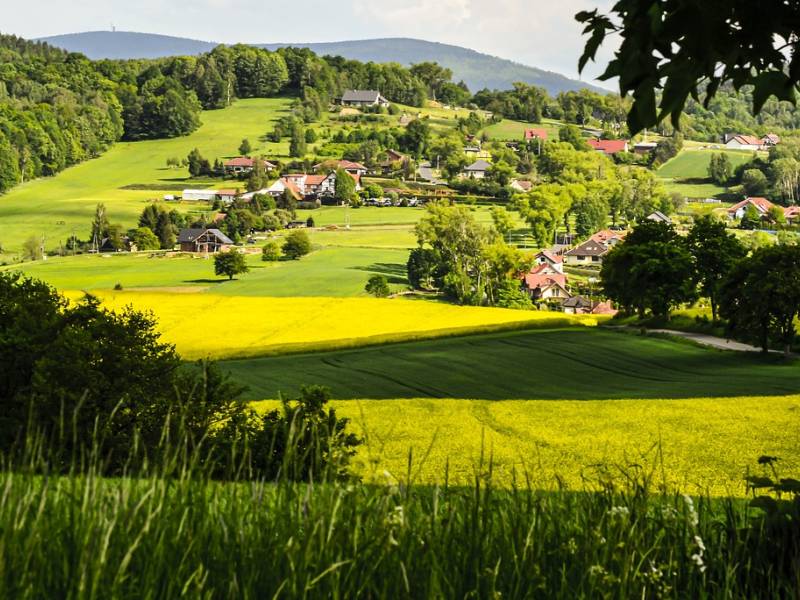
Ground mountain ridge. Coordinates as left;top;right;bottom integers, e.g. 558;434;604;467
38;31;608;95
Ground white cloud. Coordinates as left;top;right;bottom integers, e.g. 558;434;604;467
353;0;472;28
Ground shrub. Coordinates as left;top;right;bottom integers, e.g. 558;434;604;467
365;274;391;297
282;230;311;260
261;240;282;261
214;249;249;280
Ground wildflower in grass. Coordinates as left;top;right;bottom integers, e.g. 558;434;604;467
691;535;707;573
609;505;629;518
682;494;699;527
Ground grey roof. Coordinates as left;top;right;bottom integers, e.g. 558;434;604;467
465;160;492;171
562;295;592;308
341;90;383;103
178;228;233;244
565;240;609;257
646;210;671;223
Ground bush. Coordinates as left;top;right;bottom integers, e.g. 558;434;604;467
282;230;311;260
261;240;282;261
365;274;391;297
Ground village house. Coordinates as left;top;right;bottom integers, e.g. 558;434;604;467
633;141;658;155
762;133;781;147
723;134;764;151
267;171;360;200
223;157;276;175
177;228;233;253
461;159;492;179
521;263;570;302
379;149;408;173
727;196;775;220
563;229;626;267
535;250;564;274
341;90;390;108
587;139;630;155
216;189;241;204
509;179;533;193
523;128;548;142
646;210;672;224
562;296;617;315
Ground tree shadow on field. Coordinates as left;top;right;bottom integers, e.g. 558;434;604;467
352;263;408;284
184;279;228;284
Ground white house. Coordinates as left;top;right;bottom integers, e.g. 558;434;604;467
510;179;533;193
341;90;390;108
724;135;764;151
726;196;775;220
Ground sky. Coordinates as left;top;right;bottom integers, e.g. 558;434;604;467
3;0;618;84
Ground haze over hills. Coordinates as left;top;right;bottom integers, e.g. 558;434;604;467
39;31;607;95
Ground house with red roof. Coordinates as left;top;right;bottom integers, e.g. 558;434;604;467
727;197;775;220
524;128;548;142
314;159;369;176
223;157;276;175
535;250;563;273
522;263;570;302
510;179;533;193
762;133;781;147
587;139;629;155
784;205;800;224
724;135;764;151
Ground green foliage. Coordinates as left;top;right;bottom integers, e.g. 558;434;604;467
740;204;762;230
130;227;161;251
577;1;800;133
187;148;212;177
742;168;769;196
720;244;800;355
686;216;746;320
238;138;252;155
558;124;588;150
214;249;249;280
407;247;441;290
601;222;697;318
289;123;307;158
489;206;514;239
334;168;356;204
365;274;391;297
708;153;732;185
261;240;282;261
282;230;311;260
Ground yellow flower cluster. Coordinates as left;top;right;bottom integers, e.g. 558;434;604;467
86;292;603;359
253;396;800;497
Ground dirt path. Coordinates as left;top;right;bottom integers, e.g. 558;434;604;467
647;329;791;355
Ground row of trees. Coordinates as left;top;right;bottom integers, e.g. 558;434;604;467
601;218;800;355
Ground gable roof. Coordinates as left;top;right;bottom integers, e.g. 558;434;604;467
465;159;492;171
524;128;548;141
342;90;383;103
783;206;800;219
224;157;254;168
590;229;626;244
729;135;762;146
587;139;629;154
763;133;781;144
646;210;671;223
536;249;563;264
562;295;593;309
727;197;774;215
510;179;533;192
177;228;233;245
565;239;610;257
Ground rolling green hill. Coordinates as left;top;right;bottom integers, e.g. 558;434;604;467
223;328;800;400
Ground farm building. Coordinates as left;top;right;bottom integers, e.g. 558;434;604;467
182;189;218;201
217;189;241;204
723;134;764;151
341;90;389;108
646;210;672;224
177;228;233;253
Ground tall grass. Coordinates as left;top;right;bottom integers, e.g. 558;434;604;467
0;416;798;598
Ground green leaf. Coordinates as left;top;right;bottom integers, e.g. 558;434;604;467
749;495;778;515
752;71;796;114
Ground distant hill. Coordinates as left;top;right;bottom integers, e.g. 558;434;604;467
39;31;606;95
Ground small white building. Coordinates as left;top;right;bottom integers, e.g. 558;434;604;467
341;90;390;108
182;189;218;201
461;159;492;179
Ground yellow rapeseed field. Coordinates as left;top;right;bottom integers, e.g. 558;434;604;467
81;291;603;359
253;396;800;496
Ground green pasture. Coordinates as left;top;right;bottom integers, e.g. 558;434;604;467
224;327;800;400
657;149;756;199
5;244;411;297
479;118;562;141
0;98;294;254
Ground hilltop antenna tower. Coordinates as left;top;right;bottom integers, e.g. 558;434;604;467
111;24;116;33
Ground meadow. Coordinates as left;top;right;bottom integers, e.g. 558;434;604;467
0;98;295;254
479;118;563;141
657;148;756;199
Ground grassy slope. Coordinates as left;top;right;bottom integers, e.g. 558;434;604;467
0;98;294;254
228;327;800;400
479;118;562;141
657;149;756;198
